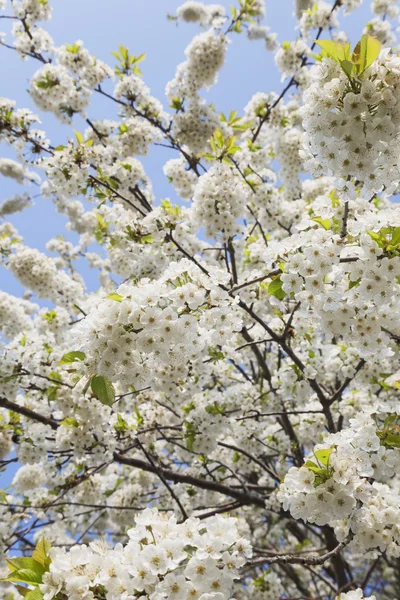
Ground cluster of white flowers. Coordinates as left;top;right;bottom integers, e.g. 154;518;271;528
341;0;363;14
0;96;40;140
244;571;283;600
300;47;400;198
177;1;226;27
11;0;52;23
0;192;31;216
8;244;84;307
184;30;227;90
29;63;90;121
294;0;313;19
373;0;400;18
278;409;400;555
57;40;112;88
0;158;38;183
274;217;400;361
247;22;278;51
172;101;220;154
39;509;251;600
275;126;303;201
191;163;248;239
363;0;399;46
163;157;197;200
27;42;111;121
75;258;240;392
166;31;227;102
11;20;53;56
338;591;376;600
299;0;339;38
0;291;37;338
274;39;310;81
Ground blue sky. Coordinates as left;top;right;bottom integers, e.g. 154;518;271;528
0;1;374;489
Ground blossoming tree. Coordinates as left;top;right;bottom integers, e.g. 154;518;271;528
0;0;399;598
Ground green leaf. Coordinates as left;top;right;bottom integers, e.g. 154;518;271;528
60;417;79;427
384;414;398;428
91;376;116;406
208;347;225;363
352;34;381;74
119;44;128;59
47;386;58;402
66;42;81;54
43;310;57;324
391;227;400;246
366;229;382;244
340;59;354;79
107;292;124;302
2;568;44;586
213;129;225;149
383;432;400;448
115;413;128;433
304;460;325;475
82;376;93;395
32;538;51;570
267;276;286;300
7;558;44;576
348;278;361;290
205;402;224;416
185;422;197;452
24;589;44;600
314;447;333;467
13;585;32;598
170;96;184;111
315;40;351;63
58;351;86;365
74;130;84;144
134;52;146;64
12;587;44;600
312;216;331;231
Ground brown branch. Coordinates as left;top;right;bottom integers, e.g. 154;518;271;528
0;396;59;430
113;452;269;507
250;533;353;566
136;439;188;521
328;359;366;405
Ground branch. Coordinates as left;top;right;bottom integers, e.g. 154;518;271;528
0;396;59;430
328;359;366;405
136;439;188;521
113;452;269;507
250;533;353;566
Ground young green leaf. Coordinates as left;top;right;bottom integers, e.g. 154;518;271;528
58;351;86;365
312;216;331;231
314;447;333;467
32;538;51;570
107;292;124;302
267;276;286;300
352;34;381;74
315;40;351;63
91;375;116;406
340;59;355;80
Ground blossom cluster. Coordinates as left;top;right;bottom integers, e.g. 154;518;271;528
75;258;241;392
300;45;400;198
39;509;251;600
278;409;400;555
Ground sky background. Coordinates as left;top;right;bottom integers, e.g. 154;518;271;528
0;0;375;486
